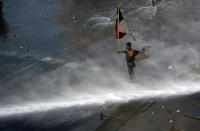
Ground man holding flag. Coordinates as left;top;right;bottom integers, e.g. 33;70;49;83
116;7;150;80
118;42;139;80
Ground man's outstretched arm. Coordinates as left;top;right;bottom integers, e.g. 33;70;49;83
117;50;126;54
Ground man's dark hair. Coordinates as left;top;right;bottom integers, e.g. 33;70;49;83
126;42;131;47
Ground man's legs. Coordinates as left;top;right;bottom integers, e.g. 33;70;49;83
128;65;134;80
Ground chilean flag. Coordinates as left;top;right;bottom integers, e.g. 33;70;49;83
115;8;130;39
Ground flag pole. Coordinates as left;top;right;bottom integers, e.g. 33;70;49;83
117;2;120;71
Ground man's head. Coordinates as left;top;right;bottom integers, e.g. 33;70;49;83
126;42;132;50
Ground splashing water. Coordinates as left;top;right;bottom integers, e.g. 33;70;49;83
1;0;200;119
0;59;200;117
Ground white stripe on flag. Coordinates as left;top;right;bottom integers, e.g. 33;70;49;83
118;20;130;34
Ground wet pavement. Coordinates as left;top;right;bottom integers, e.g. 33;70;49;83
96;93;200;131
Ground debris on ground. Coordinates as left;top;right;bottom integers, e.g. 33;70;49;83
169;120;173;124
72;16;77;23
19;46;24;49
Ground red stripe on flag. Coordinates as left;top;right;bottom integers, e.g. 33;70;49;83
115;24;126;39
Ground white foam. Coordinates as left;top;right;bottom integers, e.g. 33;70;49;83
85;16;114;29
41;57;53;62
